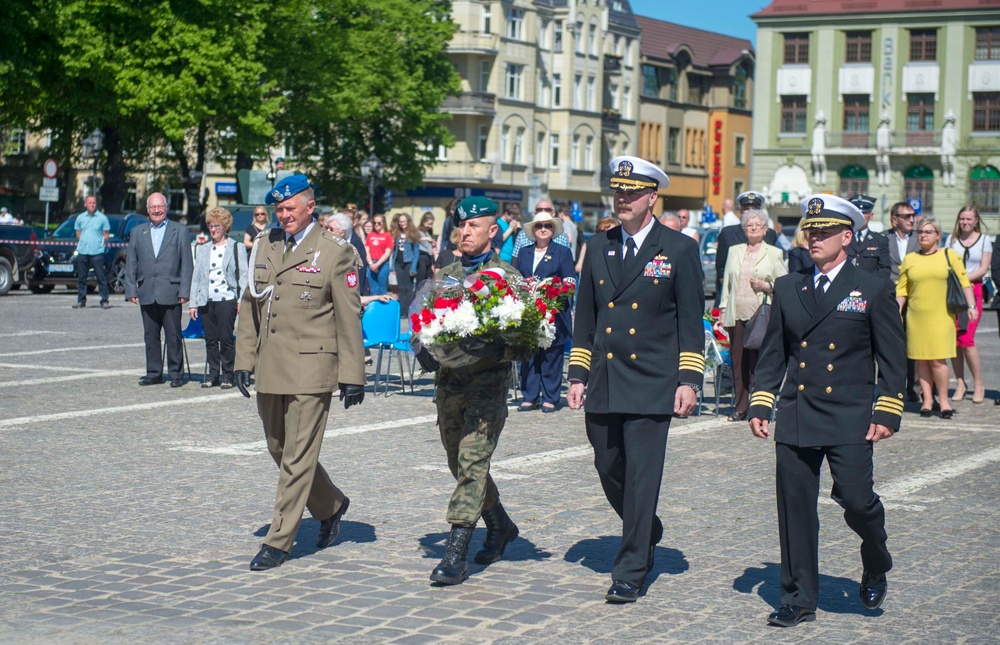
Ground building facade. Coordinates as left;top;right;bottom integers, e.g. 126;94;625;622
751;0;1000;227
635;17;754;216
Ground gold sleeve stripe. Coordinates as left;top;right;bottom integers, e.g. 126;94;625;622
569;348;592;369
873;404;903;416
679;352;706;370
875;397;904;411
751;392;776;406
751;391;776;402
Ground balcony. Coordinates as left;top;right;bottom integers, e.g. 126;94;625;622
900;130;940;147
823;130;944;152
447;32;500;55
825;131;875;149
604;55;622;76
425;160;496;182
602;110;621;132
440;92;497;116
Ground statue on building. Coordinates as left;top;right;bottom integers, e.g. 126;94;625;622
876;112;891;186
810;111;827;185
941;110;957;187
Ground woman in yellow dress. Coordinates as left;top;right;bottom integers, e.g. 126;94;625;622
896;216;977;419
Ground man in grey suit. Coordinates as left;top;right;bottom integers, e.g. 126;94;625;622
887;201;920;400
125;192;194;387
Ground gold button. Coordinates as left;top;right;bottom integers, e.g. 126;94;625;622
797;384;804;391
629;328;636;335
829;343;836;350
653;279;659;284
799;362;805;368
801;341;807;348
607;352;613;359
632;303;638;309
630;353;637;360
606;327;612;333
827;364;833;371
826;386;833;393
608;302;614;308
599;279;605;285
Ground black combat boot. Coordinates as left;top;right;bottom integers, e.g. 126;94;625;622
430;524;475;585
474;501;520;565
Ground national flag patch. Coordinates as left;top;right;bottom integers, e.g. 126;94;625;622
346;271;358;288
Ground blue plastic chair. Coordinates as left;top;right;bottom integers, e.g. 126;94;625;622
362;300;402;394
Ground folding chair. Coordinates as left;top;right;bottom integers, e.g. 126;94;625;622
361;300;402;395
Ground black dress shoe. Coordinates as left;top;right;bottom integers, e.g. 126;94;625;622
941;409;954;420
605;580;641;603
767;604;816;627
170;378;184;388
138;376;163;386
317;497;350;548
860;571;887;609
249;544;288;571
919;409;932;418
201;377;219;389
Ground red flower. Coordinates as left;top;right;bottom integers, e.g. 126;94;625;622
711;307;721;318
552;276;562;284
410;313;422;333
496;279;509;291
420;308;434;324
535;298;547;315
506;288;514;297
560;285;571;295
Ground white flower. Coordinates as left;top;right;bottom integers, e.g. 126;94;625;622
491;295;525;329
440;301;480;337
536;319;556;349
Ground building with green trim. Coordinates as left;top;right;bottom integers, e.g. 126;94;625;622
750;0;1000;228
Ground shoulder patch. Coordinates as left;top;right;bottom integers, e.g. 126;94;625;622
320;231;347;246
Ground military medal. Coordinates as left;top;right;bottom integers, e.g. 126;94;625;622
300;291;312;302
296;266;321;273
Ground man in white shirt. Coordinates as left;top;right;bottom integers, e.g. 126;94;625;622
677;209;700;242
0;207;15;224
721;198;740;226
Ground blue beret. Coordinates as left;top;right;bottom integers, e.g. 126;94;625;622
265;174;310;205
452;196;499;226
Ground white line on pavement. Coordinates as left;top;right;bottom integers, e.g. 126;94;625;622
0;343;145;358
0;392;246;429
0;331;70;337
492;445;594;469
0;369;138;388
0;363;106;373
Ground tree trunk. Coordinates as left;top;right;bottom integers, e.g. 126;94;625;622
99;127;127;213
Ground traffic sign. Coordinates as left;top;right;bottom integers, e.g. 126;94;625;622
908;199;922;215
43;158;59;179
43;177;57;188
39;187;59;202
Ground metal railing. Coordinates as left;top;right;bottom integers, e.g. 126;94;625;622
448;32;500;53
441;92;497;114
425;161;495;181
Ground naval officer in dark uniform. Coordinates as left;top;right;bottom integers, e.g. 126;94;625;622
567;156;705;603
748;194;906;627
847;194;892;280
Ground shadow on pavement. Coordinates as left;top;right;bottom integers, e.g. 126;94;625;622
564;536;689;587
418;529;553;563
253;519;377;560
733;562;884;616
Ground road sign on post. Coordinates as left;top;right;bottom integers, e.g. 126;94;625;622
39;187;59;202
43;158;59;179
908;199;922;215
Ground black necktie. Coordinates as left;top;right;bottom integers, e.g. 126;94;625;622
814;275;829;305
624;237;637;269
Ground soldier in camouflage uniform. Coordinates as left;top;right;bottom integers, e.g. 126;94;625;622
415;196;521;586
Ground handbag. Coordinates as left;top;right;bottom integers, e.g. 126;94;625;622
388;270;398;287
943;249;968;316
743;295;771;350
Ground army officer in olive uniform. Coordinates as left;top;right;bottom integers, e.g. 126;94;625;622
567;156;705;603
748;194;906;627
234;175;366;571
848;194;892;280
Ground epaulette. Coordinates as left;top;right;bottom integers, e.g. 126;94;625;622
267;228;284;243
320;231;347;246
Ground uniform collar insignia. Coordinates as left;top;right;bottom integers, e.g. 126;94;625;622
850;290;862;297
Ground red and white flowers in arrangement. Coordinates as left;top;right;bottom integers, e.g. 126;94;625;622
409;268;575;367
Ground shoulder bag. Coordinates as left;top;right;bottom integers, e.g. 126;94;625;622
743;294;771;350
944;248;968;316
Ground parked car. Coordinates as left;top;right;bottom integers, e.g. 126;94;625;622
699;227;719;299
27;213;147;294
0;224;38;295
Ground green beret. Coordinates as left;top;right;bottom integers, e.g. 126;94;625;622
452;196;499;226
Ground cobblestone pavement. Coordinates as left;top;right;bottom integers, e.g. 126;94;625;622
1;290;998;643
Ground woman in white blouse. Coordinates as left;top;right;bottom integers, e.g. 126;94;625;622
948;206;992;403
189;207;248;389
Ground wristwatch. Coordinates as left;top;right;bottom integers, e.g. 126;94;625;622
680;382;702;392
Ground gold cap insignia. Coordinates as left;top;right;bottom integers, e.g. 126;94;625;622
617;160;633;177
807;198;824;216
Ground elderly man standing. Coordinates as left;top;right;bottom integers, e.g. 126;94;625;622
125;193;193;387
568;156;705;603
234;176;366;571
72;195;111;309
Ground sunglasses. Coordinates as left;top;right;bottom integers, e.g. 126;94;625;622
535;223;554;230
894;213;915;219
535;207;554;213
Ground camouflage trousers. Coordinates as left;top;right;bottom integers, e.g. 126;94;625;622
435;366;509;527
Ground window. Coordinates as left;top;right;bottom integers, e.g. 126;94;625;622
168;189;185;214
904;165;934;211
553;73;562;107
625;39;633;65
585;136;594;170
506;8;523;40
623;85;632;117
536;72;546;107
667;69;678;101
609;81;620;111
973;93;1000;132
588;19;597;56
574;74;583;108
784;33;809;64
549;134;560;168
910;29;936;62
554;20;563;52
477;125;488;161
668;128;680;164
505;64;523;100
480;61;491;93
540;20;550;50
688;76;703;105
501;125;510;163
969;165;1000;213
436;144;449;162
733;67;747;109
734;135;746;166
614;35;622;56
2;128;26;156
536;132;546;167
124;179;138;212
906;94;935;145
572;135;580;169
575;20;584;54
845;31;872;63
514;127;524;164
586;76;596;111
734;180;744;197
482;3;491;34
976;27;1000;60
843;95;870;146
641;65;658;98
839;165;869;200
781;96;807;133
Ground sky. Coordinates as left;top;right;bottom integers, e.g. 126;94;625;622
627;0;771;45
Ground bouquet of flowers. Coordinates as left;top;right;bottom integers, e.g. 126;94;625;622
703;307;730;372
409;268;575;368
704;307;730;348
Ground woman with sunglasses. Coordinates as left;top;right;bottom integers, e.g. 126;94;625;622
365;214;394;295
897;216;978;418
243;206;270;260
514;211;576;412
947;206;992;403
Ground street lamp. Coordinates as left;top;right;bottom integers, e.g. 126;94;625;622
360;153;383;214
81;128;104;198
